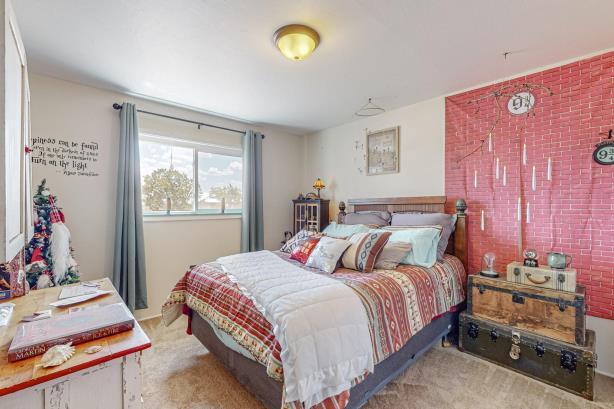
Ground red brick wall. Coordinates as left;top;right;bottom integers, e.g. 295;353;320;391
445;51;614;319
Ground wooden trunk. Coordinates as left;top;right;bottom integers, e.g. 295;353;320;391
467;275;586;345
459;312;596;400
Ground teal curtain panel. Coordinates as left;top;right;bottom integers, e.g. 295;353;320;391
113;102;148;311
241;130;264;252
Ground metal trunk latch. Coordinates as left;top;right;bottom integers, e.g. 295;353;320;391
509;331;521;360
535;342;545;357
478;284;486;294
558;300;567;312
490;328;498;342
512;291;525;304
468;323;479;340
560;350;577;373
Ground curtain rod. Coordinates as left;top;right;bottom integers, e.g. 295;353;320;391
112;103;264;138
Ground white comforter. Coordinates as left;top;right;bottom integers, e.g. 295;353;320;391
217;251;373;408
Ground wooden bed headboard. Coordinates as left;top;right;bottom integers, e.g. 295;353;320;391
337;196;467;270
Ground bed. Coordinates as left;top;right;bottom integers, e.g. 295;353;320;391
162;196;468;409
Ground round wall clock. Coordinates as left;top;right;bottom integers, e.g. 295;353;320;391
507;91;535;115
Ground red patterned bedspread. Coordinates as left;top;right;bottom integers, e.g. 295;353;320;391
162;252;466;408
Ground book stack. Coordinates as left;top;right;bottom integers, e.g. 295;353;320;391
9;303;134;362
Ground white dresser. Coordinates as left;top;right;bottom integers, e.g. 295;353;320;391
0;279;151;409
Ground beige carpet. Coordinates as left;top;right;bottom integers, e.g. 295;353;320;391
140;316;614;409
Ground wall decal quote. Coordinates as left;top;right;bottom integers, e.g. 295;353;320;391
30;137;100;177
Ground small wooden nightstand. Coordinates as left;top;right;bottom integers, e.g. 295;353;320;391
292;199;329;234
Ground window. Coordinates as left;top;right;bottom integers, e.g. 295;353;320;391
139;134;242;216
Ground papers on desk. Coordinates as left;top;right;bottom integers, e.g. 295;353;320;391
0;303;15;326
21;310;52;322
58;284;100;300
50;290;113;307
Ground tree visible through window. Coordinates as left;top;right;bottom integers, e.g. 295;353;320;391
197;151;242;213
142;168;193;211
139;135;242;215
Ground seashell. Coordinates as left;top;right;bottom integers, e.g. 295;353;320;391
41;343;75;368
84;345;103;354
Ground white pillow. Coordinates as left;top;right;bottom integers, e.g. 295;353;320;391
305;236;351;273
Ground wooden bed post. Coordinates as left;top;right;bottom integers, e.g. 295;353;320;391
338;201;346;224
454;199;468;272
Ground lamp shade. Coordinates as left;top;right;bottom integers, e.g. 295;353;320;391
313;178;325;190
273;24;320;61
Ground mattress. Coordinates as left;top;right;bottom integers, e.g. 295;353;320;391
162;251;466;407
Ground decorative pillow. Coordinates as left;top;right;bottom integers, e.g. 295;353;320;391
390;213;457;260
322;222;371;239
344;211;391;226
341;231;392;272
289;236;321;264
305;236;352;273
280;229;318;253
381;226;443;268
374;241;413;270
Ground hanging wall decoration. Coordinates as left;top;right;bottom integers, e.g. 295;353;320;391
353;136;366;175
507;91;535;115
593;129;614;166
458;82;553;163
445;50;614;320
366;126;399;175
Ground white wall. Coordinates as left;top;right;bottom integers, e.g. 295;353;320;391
588;316;614;377
29;74;302;319
302;96;445;220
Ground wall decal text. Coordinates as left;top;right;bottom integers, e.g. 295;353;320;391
30;137;100;177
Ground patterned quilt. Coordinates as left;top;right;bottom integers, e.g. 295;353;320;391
161;252;466;409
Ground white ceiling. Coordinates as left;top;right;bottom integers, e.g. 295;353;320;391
13;0;614;134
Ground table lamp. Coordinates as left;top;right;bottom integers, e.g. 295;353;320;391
313;178;325;197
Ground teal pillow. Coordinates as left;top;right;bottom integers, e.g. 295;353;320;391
382;226;443;268
322;222;371;238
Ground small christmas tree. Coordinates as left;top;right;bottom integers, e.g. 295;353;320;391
25;179;80;289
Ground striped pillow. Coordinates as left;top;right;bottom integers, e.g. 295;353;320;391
341;231;392;273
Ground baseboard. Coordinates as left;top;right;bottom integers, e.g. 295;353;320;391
596;368;614;379
137;313;162;322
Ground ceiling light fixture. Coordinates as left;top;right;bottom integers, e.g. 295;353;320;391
355;98;385;117
273;24;320;61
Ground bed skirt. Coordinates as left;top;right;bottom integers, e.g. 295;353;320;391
191;309;461;409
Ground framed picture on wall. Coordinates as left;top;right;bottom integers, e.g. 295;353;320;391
366;126;399;175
